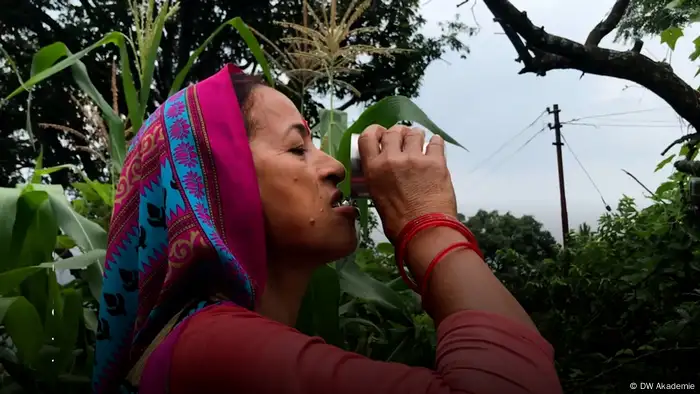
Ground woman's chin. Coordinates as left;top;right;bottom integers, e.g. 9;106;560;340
316;228;358;263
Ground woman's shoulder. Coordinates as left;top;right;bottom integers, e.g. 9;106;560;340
169;302;327;394
182;302;295;333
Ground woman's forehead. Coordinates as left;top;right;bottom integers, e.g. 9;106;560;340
253;87;301;124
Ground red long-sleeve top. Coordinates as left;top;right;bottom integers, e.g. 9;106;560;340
170;303;562;394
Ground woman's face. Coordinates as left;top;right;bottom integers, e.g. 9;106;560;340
248;86;358;264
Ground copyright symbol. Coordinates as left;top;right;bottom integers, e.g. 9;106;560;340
630;382;637;389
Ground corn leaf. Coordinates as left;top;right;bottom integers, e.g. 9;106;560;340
0;267;42;295
38;249;107;271
336;96;465;196
169;16;275;96
0;297;44;366
30;185;108;253
4;33;138;170
0;188;21;263
296;265;342;347
137;1;171;122
316;109;347;158
7;191;57;272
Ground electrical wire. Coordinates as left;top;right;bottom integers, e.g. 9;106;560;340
562;122;681;129
560;133;611;211
562;107;669;123
481;125;547;174
466;125;547;191
468;110;547;174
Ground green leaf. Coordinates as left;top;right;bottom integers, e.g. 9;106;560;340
35;166;114;207
376;242;395;255
0;297;44;366
43;272;64;374
0;188;21;262
83;308;98;333
655;181;676;196
0;45;32;143
340;317;384;335
137;2;171;124
336;96;465;196
357;198;369;240
665;0;687;9
21;271;49;328
655;154;676;172
80;264;104;302
32;185;108;252
337;260;406;312
30;149;44;184
316;109;348;157
387;276;410;292
56;234;77;250
169;17;274;96
296;265;342;346
614;348;634;357
81;182;114;207
34;164;77;178
38;249;107;271
660;27;684;50
24;42;127;169
55;288;82;373
0;267;42;295
8;191;57;271
4;34;136;171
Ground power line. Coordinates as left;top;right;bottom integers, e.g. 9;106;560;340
485;125;547;173
560;133;611;211
573;119;680;124
563;107;669;123
468;110;547;174
562;121;680;129
467;125;547;188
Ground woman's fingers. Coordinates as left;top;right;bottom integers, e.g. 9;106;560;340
403;127;425;154
425;135;445;159
380;126;405;155
358;125;385;163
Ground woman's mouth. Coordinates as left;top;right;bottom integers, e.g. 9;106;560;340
331;196;359;219
331;197;352;208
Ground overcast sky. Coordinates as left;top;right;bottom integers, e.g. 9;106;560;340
340;0;700;242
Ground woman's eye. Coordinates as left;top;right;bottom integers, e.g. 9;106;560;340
289;146;307;156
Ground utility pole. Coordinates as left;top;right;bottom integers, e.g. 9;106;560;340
548;104;570;246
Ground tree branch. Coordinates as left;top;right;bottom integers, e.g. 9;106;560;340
478;0;700;137
585;0;631;47
338;97;358;111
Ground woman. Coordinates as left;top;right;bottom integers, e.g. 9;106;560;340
92;64;562;394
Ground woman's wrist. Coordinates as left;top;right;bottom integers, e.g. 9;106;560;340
403;226;470;284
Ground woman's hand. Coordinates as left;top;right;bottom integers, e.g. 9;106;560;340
357;124;458;242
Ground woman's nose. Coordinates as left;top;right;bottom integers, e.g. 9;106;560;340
319;152;346;185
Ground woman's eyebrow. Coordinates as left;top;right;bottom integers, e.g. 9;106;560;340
285;123;309;138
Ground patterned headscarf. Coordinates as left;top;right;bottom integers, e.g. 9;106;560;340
92;64;267;394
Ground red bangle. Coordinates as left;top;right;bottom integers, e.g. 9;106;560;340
419;241;474;296
394;213;484;293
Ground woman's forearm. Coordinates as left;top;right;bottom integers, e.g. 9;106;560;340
404;226;537;329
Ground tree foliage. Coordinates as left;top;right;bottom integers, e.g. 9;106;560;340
618;0;700;39
3;1;700;393
0;0;471;187
458;209;558;270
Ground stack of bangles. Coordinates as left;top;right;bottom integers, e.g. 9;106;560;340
394;213;484;296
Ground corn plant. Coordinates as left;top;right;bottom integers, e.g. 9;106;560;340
1;0;472;376
283;0;468;352
0;156;108;393
3;0;273;177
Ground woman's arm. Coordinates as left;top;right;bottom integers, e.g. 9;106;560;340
169;303;561;394
404;226;538;330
